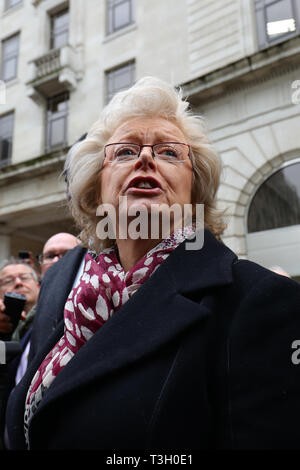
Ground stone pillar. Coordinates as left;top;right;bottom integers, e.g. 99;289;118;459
0;235;11;262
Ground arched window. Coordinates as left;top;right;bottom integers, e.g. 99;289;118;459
248;162;300;232
247;161;300;282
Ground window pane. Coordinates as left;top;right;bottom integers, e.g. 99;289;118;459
2;35;19;81
266;0;296;38
47;93;69;150
53;31;69;49
0;113;14;137
255;0;299;49
5;0;22;9
51;10;69;49
47;93;68;112
113;68;131;89
0;139;11;162
106;62;135;102
0;113;14;165
248;163;300;232
114;2;131;29
2;58;17;81
54;11;69;31
107;0;134;34
49;117;66;147
3;35;19;56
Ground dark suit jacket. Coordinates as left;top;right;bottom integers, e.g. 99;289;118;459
28;245;87;363
0;329;30;445
4;231;300;450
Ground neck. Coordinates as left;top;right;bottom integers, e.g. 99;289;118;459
25;303;34;315
116;237;162;272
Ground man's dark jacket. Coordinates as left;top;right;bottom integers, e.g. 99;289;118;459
4;232;300;449
28;245;87;363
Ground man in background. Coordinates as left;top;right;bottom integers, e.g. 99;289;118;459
0;232;79;381
0;260;40;340
38;232;80;277
0;259;40;446
0;233;81;448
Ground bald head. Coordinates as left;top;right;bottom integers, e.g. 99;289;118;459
41;232;80;275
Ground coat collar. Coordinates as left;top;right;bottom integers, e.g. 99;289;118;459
30;230;237;419
165;229;237;293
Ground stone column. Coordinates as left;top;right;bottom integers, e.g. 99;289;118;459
0;235;11;262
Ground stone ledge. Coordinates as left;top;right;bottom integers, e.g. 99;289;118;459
0;147;69;188
181;36;300;104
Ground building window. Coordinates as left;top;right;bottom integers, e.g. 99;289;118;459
106;62;135;103
255;0;300;49
1;34;20;82
248;162;300;232
107;0;135;35
0;113;14;168
46;92;69;151
5;0;22;10
50;8;69;49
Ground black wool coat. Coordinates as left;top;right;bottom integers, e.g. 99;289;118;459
4;231;300;450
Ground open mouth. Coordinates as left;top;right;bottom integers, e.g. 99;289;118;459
127;177;162;191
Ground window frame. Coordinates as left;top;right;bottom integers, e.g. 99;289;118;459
0;112;14;168
46;92;69;152
106;0;135;35
5;0;22;10
247;160;300;233
105;61;136;103
1;33;20;82
255;0;300;50
50;7;69;50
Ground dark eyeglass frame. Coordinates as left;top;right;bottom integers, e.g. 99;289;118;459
37;251;69;265
104;142;192;164
0;273;35;287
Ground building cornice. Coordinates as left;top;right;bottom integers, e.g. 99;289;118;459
0;147;69;188
181;36;300;105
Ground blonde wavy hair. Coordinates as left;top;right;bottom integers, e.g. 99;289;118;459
66;76;225;251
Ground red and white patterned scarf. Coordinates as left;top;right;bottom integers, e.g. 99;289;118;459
24;226;195;446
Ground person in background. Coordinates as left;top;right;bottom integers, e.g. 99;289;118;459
18;251;40;281
0;259;40;448
37;232;80;277
0;234;81;448
0;260;40;341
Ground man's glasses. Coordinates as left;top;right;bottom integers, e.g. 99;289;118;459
104;142;191;164
37;251;69;265
0;273;35;288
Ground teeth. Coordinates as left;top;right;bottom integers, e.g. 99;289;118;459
136;181;153;189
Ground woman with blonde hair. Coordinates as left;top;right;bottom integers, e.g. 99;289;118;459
4;77;300;450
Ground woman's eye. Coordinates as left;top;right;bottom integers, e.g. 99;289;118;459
115;147;136;158
159;147;178;158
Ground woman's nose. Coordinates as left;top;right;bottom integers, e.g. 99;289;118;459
134;145;156;170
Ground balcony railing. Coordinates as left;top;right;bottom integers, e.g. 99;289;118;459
35;49;61;78
26;45;83;100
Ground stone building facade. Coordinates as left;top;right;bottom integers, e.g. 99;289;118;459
0;0;299;279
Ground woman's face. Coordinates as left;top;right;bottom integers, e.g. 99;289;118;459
99;117;193;229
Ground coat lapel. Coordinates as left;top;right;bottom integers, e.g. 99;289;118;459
34;230;237;414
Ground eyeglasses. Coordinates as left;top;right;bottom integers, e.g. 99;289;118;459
0;273;35;288
104;142;191;164
37;250;69;265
